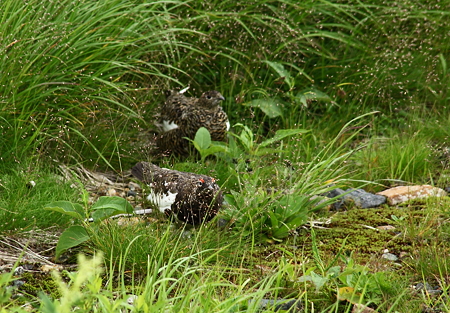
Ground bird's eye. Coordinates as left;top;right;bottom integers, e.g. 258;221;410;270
197;178;205;186
206;95;212;99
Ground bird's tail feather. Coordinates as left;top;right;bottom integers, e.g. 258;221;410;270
131;162;145;181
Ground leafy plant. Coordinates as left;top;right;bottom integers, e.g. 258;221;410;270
225;187;327;243
189;124;309;164
244;61;335;125
229;123;310;157
351;132;435;187
187;127;228;162
0;270;15;310
44;192;133;259
40;253;106;313
299;229;390;308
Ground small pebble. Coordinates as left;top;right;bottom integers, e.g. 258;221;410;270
13;280;25;288
127;190;137;197
382;252;398;261
107;189;117;197
26;181;36;188
41;264;63;273
13;266;24;276
127;295;138;305
377;225;396;231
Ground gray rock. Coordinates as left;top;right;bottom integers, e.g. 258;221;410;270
249;299;303;312
414;282;442;295
326;188;386;209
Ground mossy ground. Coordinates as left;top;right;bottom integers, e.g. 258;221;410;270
7;196;450;312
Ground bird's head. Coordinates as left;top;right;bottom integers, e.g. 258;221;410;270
198;90;225;108
195;177;219;194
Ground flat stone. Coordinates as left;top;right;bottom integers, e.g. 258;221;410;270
382;252;398;261
326;188;386;209
343;188;386;208
377;225;396;231
376;185;447;205
352;303;377;313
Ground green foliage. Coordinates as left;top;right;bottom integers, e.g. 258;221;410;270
352;132;435;188
299;230;394;308
2;0;449;167
40;253;106;312
188;127;228;162
225;188;325;243
2;0;450;311
229;124;310;157
0;163;80;231
222;112;377;243
245;61;334;126
0;271;14;310
54;226;90;261
190;124;309;163
44;196;133;259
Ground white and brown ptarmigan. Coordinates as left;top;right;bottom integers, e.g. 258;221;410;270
154;88;229;157
131;161;223;225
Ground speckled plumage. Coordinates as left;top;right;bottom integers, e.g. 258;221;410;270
155;90;229;157
131;161;223;225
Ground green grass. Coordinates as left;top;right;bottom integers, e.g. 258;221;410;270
1;0;450;311
0;161;79;231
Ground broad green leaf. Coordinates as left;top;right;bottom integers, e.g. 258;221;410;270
294;94;308;107
91;196;133;213
326;266;342;278
55;225;90;259
44;201;84;220
298;271;329;292
259;129;310;148
194;127;212;150
223;194;237;208
91;196;133;221
91;208;124;221
201;145;228;157
262;60;292;85
245;98;283;118
295;88;333;103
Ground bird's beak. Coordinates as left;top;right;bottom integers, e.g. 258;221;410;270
219;95;225;101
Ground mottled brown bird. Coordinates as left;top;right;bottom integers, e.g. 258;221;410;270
131;161;223;225
155;89;229;157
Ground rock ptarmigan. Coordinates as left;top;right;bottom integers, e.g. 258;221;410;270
131;161;223;225
155;89;229;157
